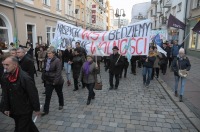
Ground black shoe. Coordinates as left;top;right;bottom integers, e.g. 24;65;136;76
87;100;91;105
114;87;118;90
179;95;183;102
133;73;136;75
109;87;113;90
58;106;63;110
42;92;46;94
41;112;48;117
124;75;126;78
73;89;78;91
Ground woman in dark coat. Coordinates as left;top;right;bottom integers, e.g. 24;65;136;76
79;55;99;105
41;47;64;116
172;48;191;102
72;49;85;91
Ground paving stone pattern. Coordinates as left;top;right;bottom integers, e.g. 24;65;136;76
0;65;198;132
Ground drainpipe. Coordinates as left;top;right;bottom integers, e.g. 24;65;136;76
13;0;18;46
183;0;189;49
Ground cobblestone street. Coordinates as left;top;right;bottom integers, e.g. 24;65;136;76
0;65;198;132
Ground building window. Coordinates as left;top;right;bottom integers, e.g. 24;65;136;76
192;0;200;9
172;6;176;16
0;17;9;45
46;27;56;45
43;0;50;6
56;0;62;11
189;29;197;49
52;28;56;39
177;3;182;12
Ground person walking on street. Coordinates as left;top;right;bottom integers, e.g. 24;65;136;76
106;46;124;90
2;56;40;132
63;45;73;86
41;47;64;116
79;55;99;105
72;49;85;91
130;56;139;75
16;47;35;80
120;56;129;78
142;46;156;87
172;48;191;102
37;47;46;71
35;43;40;71
152;47;162;79
171;40;183;61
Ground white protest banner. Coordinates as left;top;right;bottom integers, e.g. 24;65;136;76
150;30;168;41
52;19;152;56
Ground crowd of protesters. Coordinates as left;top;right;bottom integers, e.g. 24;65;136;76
0;39;191;131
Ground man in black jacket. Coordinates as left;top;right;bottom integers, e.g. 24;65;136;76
16;47;35;80
106;46;124;90
2;56;40;132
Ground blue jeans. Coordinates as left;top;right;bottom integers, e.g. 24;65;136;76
142;67;152;85
174;76;186;96
64;62;71;81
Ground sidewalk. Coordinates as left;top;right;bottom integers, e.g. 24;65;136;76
160;55;200;118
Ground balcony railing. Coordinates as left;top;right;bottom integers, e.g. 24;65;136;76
163;0;171;8
151;0;157;4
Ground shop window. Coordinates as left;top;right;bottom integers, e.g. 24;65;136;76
189;29;197;49
197;34;200;50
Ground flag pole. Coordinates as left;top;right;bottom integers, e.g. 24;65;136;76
181;32;191;44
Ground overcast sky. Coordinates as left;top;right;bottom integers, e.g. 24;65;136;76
109;0;150;22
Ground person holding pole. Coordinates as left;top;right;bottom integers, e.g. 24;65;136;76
106;46;124;90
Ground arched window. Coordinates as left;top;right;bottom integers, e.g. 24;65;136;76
0;17;9;45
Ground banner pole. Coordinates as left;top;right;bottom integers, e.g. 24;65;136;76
181;32;191;44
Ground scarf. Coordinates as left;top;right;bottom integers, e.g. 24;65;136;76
45;58;51;71
7;67;19;82
83;61;91;77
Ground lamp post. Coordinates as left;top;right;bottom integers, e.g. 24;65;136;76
115;8;126;28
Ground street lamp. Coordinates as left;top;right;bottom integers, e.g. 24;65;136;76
115;8;126;28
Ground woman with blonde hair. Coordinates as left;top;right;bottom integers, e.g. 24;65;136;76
172;48;191;102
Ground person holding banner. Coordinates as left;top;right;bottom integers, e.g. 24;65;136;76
79;55;99;105
63;45;73;86
171;40;183;60
2;56;40;132
142;47;156;88
106;46;124;90
75;42;87;58
72;49;85;91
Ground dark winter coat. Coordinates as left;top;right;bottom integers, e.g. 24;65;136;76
172;56;191;76
19;54;35;80
79;61;100;84
72;55;85;79
2;68;40;115
142;55;156;68
63;49;73;62
163;46;171;58
171;44;183;57
107;53;124;75
42;57;64;85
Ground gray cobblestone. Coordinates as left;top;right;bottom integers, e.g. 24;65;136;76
0;65;197;132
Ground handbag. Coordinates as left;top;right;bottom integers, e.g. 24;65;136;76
94;73;103;90
177;61;188;78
